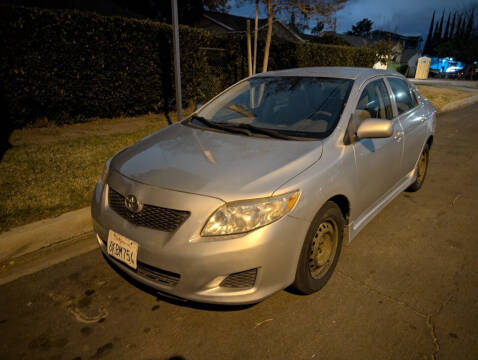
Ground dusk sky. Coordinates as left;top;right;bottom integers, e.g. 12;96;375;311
229;0;478;39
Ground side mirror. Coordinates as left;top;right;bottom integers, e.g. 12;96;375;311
356;119;393;139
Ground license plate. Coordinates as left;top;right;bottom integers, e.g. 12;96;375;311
107;230;138;270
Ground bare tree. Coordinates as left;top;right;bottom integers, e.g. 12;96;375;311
236;0;347;72
261;0;348;72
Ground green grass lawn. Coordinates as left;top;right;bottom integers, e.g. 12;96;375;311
0;115;169;232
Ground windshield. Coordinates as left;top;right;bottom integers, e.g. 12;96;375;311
193;76;353;139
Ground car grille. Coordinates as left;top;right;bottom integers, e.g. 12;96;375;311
137;262;180;287
108;187;190;232
220;268;257;289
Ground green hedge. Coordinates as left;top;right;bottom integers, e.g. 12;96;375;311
0;4;245;127
297;42;377;67
0;4;376;127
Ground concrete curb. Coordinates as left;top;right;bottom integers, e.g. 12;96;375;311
0;207;92;263
440;94;478;113
0;231;97;286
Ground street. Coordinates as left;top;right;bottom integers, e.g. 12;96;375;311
1;104;477;360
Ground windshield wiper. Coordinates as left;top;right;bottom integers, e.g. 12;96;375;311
190;115;251;136
217;122;294;140
191;116;293;140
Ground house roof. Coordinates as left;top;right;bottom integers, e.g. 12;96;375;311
317;30;421;49
203;11;268;32
338;34;369;47
316;32;369;47
201;11;304;42
370;30;422;42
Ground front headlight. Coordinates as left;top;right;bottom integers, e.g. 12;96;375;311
201;191;300;236
100;157;112;184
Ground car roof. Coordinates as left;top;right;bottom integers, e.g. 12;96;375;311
254;67;402;81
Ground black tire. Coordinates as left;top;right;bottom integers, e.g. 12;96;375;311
407;144;430;192
293;201;344;294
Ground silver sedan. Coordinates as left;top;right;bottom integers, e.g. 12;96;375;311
91;67;436;304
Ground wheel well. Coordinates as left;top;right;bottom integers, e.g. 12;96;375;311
427;136;434;149
328;195;350;223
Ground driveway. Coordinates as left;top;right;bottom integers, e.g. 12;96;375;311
1;104;477;360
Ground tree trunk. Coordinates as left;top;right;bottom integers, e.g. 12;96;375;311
247;20;252;76
262;0;273;73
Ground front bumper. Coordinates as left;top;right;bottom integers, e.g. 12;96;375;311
91;173;310;305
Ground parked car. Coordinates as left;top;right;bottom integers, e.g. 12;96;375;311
91;67;436;305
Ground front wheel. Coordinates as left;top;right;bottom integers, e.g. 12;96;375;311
407;144;430;192
292;201;344;294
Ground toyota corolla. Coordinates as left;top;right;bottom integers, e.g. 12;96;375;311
91;67;436;304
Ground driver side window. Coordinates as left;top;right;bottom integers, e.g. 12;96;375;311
355;79;393;123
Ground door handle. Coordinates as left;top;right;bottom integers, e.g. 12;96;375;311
420;116;426;123
393;130;402;142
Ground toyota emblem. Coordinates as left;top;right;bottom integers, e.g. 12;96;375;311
124;194;143;213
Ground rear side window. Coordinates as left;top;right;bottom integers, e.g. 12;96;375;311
355;79;393;121
388;78;417;115
411;88;421;106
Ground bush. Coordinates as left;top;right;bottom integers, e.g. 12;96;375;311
387;62;408;75
0;4;377;128
0;4;244;127
297;42;376;68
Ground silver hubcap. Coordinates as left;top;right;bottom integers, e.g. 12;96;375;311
309;220;338;280
417;150;428;183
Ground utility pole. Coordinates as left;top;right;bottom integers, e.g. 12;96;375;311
171;0;182;121
253;0;259;74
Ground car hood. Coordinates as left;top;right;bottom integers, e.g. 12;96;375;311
111;123;323;202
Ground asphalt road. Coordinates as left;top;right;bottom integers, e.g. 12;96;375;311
1;104;477;360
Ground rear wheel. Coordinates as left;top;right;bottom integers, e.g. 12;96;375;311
293;201;344;294
407;144;430;192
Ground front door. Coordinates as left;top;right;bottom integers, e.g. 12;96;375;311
352;78;404;219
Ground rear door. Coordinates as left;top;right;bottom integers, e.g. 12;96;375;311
352;78;404;218
386;77;428;175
